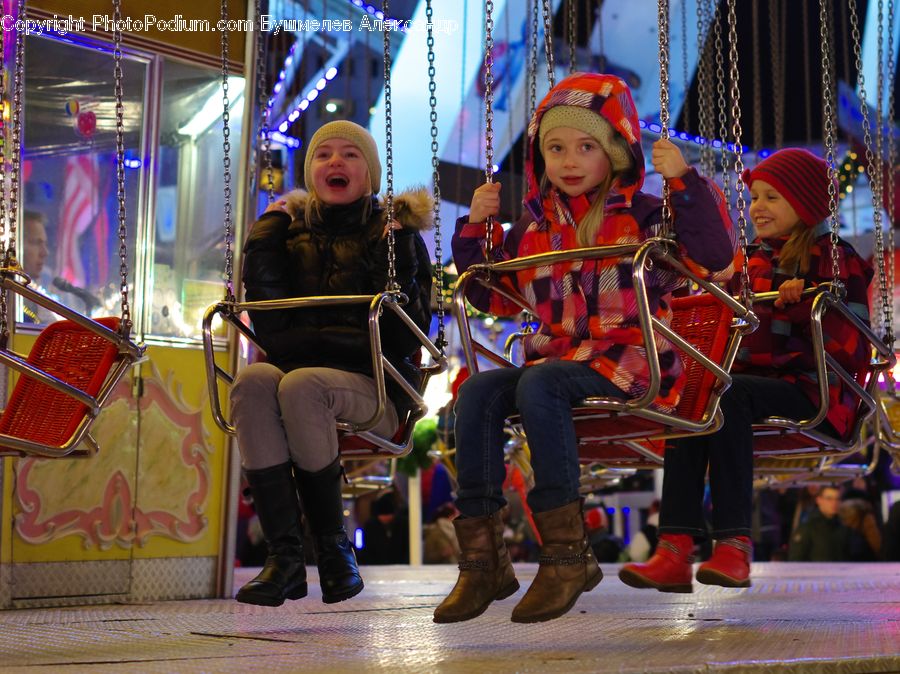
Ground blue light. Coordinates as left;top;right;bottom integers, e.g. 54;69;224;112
694;135;704;144
325;67;338;80
638;119;648;129
606;507;615;516
622;506;630;514
354;527;364;549
648;122;662;134
279;121;289;133
758;148;772;158
123;158;141;169
677;131;690;141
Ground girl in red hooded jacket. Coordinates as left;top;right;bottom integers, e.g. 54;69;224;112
434;73;737;624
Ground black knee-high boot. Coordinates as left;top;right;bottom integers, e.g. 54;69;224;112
236;462;308;606
295;457;364;603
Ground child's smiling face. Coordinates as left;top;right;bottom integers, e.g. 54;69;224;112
541;126;612;198
749;180;803;239
309;138;370;205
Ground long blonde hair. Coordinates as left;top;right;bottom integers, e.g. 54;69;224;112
777;222;816;276
540;172;615;247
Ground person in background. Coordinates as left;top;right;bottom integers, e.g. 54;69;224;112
789;485;850;561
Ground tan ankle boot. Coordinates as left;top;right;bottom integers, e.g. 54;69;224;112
433;512;520;623
511;500;602;623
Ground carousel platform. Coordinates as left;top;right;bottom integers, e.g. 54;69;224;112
0;562;897;673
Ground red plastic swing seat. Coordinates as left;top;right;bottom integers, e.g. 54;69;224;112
574;293;736;466
0;317;122;450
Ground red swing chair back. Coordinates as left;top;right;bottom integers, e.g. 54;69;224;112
0;317;122;451
575;292;736;466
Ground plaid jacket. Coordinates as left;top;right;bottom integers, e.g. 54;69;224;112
730;224;874;439
453;74;738;411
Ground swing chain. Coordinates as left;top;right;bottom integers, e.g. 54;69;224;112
255;0;274;203
679;0;689;133
819;0;843;299
0;22;6;342
484;0;496;258
382;0;398;293
657;0;672;233
886;0;896;350
524;0;538;197
541;0;555;88
713;3;730;206
8;0;25;273
850;0;890;329
696;0;715;177
426;0;446;354
221;0;235;303
726;0;750;305
112;0;131;328
566;0;576;75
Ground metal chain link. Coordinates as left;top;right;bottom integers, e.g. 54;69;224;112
382;0;398;292
425;0;445;355
524;0;538;196
255;0;274;203
802;0;813;146
567;0;576;75
849;0;890;333
713;2;730;204
484;0;496;258
657;0;672;233
541;0;555;88
220;0;235;303
697;0;715;176
112;0;131;329
769;0;785;149
0;21;7;341
726;0;750;305
679;0;689;134
886;0;896;349
874;0;891;338
8;0;25;272
751;0;762;156
819;0;842;296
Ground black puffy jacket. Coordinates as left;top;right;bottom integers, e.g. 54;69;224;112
242;190;434;413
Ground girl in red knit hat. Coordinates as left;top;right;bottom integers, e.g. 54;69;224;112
435;73;738;624
620;147;873;592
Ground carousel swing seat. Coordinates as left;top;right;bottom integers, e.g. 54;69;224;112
203;291;446;461
0;274;144;458
750;287;894;488
453;238;758;472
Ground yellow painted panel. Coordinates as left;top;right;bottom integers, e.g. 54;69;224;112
131;345;232;559
6;335;232;564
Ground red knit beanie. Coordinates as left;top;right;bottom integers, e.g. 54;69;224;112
740;148;833;227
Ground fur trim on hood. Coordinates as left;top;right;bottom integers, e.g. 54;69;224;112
279;186;434;231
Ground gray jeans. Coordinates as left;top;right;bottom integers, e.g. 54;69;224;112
230;363;399;472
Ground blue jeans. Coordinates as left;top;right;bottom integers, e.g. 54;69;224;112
659;374;818;540
453;360;626;517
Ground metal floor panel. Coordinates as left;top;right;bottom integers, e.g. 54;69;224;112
0;563;898;674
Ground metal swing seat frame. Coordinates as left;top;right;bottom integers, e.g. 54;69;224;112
0;0;144;459
453;237;758;472
203;291;446;458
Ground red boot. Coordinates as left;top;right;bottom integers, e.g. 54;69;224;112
618;534;694;593
696;536;752;588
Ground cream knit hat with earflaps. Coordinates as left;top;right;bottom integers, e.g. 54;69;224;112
304;120;382;195
538;105;633;176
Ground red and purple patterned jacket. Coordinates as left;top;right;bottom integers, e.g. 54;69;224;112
453;73;738;411
730;226;874;439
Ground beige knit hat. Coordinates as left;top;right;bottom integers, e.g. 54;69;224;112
538;105;632;175
304;120;382;194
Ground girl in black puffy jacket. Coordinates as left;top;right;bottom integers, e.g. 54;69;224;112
232;120;433;607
